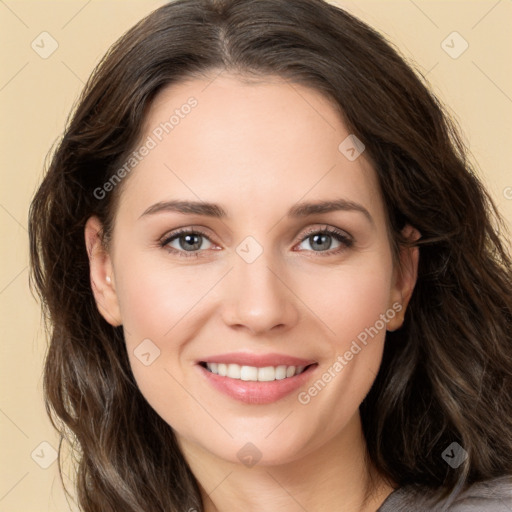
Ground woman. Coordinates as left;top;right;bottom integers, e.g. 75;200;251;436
28;0;512;510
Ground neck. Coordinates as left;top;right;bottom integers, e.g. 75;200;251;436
178;413;396;512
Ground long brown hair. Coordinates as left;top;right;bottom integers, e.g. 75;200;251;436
28;0;512;510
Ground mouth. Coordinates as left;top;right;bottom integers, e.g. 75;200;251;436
196;360;319;405
198;361;317;382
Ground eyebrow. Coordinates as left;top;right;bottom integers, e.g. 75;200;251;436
139;198;373;224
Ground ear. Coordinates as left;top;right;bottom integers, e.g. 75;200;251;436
386;224;420;332
84;216;122;326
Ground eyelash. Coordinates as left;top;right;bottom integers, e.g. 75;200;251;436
159;225;353;259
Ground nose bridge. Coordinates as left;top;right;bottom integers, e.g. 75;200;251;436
220;236;299;334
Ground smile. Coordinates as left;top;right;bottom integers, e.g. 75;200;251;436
197;362;319;405
201;362;311;381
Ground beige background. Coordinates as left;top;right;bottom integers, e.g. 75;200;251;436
1;1;511;510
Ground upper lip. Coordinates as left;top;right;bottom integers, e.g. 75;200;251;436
199;352;317;368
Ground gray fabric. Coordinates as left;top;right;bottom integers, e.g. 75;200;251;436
377;476;512;511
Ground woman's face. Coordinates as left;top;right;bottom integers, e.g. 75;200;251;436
86;73;418;466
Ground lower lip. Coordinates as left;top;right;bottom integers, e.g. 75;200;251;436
196;363;318;405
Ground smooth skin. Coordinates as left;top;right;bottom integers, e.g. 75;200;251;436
85;72;419;512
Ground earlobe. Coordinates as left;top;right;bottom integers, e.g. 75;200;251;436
84;216;122;326
386;224;420;332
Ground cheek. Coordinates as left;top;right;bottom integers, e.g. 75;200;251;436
112;252;220;401
114;251;210;340
113;255;198;422
307;258;394;344
293;263;394;440
302;255;394;401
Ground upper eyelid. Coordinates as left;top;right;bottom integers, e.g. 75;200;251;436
300;225;351;238
160;226;213;244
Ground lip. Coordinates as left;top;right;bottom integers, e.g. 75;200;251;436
196;360;319;405
198;352;316;368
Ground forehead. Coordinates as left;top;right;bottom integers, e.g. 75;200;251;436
116;74;384;224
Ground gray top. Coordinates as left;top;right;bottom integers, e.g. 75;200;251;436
377;476;512;511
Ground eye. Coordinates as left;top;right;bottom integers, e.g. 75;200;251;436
160;228;215;258
159;225;353;259
295;225;353;256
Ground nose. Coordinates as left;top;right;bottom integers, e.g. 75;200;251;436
220;248;300;336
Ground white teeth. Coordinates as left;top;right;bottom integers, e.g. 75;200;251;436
259;366;278;381
227;364;241;379
218;363;227;376
241;366;259;381
204;362;308;381
275;365;287;380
